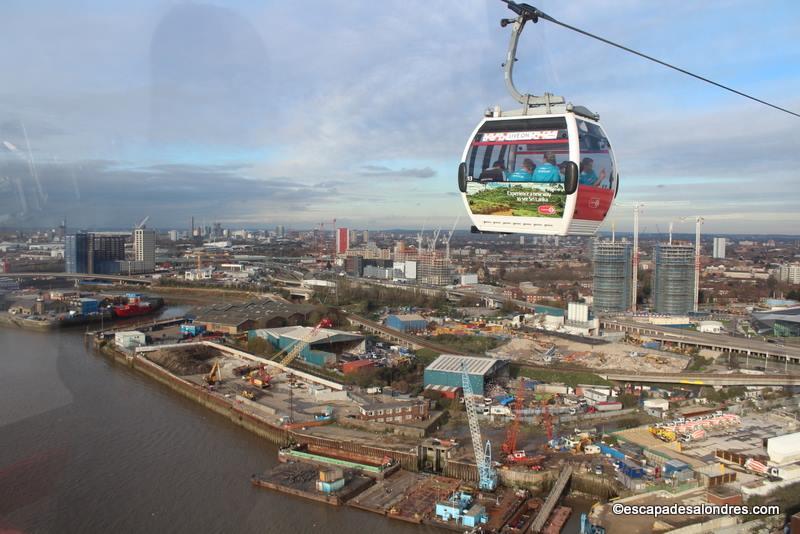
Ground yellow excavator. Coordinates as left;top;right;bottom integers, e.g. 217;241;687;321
204;361;222;385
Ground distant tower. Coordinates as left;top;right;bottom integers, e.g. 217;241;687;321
336;227;349;255
712;237;726;259
134;228;156;272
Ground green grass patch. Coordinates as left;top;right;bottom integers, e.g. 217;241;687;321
511;364;611;388
415;348;440;367
424;334;504;355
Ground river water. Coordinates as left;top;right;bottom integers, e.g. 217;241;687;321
0;315;436;534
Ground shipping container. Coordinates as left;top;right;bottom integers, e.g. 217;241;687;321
594;401;623;412
664;459;690;476
599;443;625;460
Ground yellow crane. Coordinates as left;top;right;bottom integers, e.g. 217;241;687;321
274;318;333;368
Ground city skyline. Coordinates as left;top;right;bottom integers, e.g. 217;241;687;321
0;0;798;233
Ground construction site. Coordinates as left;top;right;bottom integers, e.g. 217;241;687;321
488;333;691;373
88;306;800;534
91;315;618;533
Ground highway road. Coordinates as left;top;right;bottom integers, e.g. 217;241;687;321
597;371;800;387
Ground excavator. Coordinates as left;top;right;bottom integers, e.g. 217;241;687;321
204;361;222;385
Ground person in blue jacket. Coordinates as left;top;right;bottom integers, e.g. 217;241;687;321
507;158;536;182
532;152;562;183
579;157;607;187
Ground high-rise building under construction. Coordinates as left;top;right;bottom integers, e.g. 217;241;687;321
592;240;633;312
652;243;695;315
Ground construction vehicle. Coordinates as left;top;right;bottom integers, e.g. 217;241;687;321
460;362;497;491
204;361;221;385
248;365;271;389
649;426;677;442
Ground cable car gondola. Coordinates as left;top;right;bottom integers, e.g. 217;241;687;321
458;1;619;236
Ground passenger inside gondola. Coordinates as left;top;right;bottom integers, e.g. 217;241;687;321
531;152;562;183
478;159;507;183
507;158;536;182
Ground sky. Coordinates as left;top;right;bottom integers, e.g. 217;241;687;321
0;0;799;234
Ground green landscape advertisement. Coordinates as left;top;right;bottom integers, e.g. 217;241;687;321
466;182;566;217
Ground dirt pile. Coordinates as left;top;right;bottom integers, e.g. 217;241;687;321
146;345;216;375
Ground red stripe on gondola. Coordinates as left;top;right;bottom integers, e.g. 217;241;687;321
471;139;568;146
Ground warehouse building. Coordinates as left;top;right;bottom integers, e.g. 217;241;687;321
385;313;428;333
194;301;317;334
751;307;800;337
251;326;365;367
424;354;508;396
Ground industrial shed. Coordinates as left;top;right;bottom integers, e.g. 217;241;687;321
767;432;800;465
251;326;365;367
385;314;428;333
194;301;317;334
423;354;508;396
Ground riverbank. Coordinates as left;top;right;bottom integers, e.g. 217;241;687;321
0;325;421;534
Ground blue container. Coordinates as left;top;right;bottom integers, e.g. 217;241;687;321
664;459;689;476
620;460;645;479
78;298;99;315
181;324;206;336
599;443;625;461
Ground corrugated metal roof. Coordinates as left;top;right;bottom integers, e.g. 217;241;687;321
257;326;363;344
425;354;502;376
389;314;427;322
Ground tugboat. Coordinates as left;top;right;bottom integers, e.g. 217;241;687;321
111;293;162;318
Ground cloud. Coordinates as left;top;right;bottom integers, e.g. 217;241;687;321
0;158;329;228
357;165;436;179
0;0;798;232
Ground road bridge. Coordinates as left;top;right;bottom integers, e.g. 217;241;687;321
601;319;800;365
6;272;153;285
599;371;800;386
342;312;465;355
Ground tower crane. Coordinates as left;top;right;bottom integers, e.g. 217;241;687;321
430;227;442;253
444;216;460;263
460;362;497;491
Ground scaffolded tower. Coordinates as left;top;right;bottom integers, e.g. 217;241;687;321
652;243;695;315
592;240;633;312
